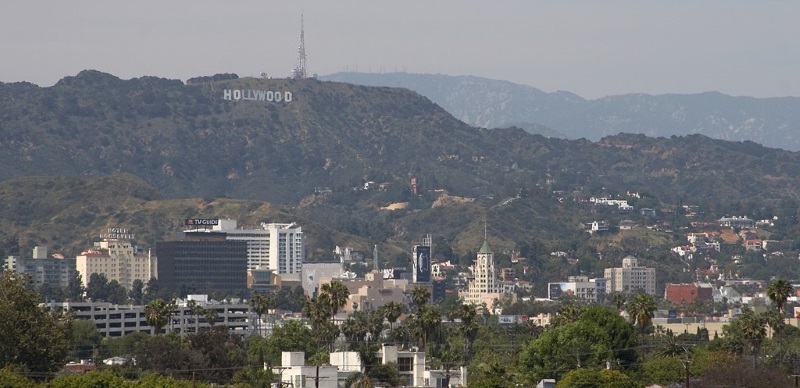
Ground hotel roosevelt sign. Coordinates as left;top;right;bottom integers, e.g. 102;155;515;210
223;88;293;103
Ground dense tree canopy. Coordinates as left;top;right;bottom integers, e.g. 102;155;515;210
0;271;70;378
519;319;614;383
86;273;128;304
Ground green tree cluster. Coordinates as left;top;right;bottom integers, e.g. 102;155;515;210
86;273;128;304
0;271;70;379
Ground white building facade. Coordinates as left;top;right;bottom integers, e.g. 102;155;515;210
209;219;304;274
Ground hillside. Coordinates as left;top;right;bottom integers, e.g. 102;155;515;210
0;173;379;260
3;71;800;209
0;70;485;204
5;71;800;260
320;72;800;151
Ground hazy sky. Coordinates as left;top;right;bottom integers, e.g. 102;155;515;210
2;1;798;99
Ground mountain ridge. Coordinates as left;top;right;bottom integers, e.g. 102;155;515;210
320;72;800;151
3;70;800;208
4;71;800;271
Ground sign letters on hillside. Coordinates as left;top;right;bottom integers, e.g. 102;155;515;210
223;89;293;103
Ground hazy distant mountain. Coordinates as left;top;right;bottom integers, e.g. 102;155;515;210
320;72;800;151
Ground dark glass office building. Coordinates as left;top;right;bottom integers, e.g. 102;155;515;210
156;236;248;296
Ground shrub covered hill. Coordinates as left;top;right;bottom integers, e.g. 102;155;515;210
4;70;800;258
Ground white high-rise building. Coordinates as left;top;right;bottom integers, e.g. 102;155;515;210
603;256;656;296
209;219;304;274
460;240;505;307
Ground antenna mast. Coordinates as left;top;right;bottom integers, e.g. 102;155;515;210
291;13;308;79
373;245;379;272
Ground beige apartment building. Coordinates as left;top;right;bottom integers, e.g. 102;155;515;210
604;256;656;296
76;235;155;290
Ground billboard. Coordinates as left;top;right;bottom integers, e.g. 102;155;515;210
498;315;515;324
413;245;431;283
185;218;219;226
548;282;576;300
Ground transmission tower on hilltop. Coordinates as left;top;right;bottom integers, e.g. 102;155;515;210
373;245;380;272
291;13;308;79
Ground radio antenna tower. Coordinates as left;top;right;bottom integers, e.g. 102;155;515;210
291;13;308;79
373;245;379;272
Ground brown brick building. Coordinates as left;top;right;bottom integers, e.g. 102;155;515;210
665;283;713;304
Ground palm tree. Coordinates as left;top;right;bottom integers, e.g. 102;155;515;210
552;305;585;327
204;307;218;327
382;301;403;341
249;291;276;336
735;309;767;368
186;299;205;333
410;286;431;310
341;311;368;344
145;298;172;335
626;293;657;333
766;278;794;315
305;294;333;388
413;305;441;351
454;303;480;366
321;281;350;317
653;332;688;359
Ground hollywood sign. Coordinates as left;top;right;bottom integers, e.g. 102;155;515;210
223;89;293;102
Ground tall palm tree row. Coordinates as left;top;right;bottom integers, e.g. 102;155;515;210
305;280;350;388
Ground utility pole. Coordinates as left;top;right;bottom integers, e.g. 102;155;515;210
683;346;691;388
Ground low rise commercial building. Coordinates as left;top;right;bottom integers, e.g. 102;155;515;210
48;296;256;337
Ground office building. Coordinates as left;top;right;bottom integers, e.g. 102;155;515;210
186;219;304;274
156;232;248;295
